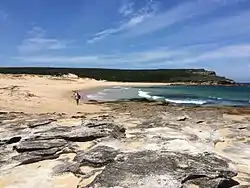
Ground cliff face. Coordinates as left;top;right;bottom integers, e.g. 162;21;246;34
0;67;235;84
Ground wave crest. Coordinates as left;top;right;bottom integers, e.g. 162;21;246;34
138;90;207;105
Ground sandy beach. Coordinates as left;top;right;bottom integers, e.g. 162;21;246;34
0;74;168;114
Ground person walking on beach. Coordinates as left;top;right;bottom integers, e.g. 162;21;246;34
74;91;81;105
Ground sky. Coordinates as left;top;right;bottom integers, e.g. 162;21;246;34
0;0;250;82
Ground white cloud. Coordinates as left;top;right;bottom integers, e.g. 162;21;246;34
15;41;250;69
87;12;153;43
123;0;248;37
88;0;247;43
16;55;100;64
179;44;250;64
15;47;187;65
18;27;71;54
27;26;46;38
161;10;250;47
14;43;250;81
87;0;157;43
119;0;134;17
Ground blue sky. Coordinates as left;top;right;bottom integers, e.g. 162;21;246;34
0;0;250;81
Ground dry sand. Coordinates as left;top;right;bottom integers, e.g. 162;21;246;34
0;74;168;114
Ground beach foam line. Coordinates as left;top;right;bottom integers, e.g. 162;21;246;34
138;90;152;99
209;96;222;100
165;98;207;105
97;92;106;95
112;86;131;90
138;90;207;105
138;90;167;101
86;94;104;101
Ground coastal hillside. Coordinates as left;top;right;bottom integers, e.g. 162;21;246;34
0;67;235;84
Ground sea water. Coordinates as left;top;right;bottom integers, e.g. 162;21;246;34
86;85;250;107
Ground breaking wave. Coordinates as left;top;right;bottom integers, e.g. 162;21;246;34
85;85;250;107
138;90;207;105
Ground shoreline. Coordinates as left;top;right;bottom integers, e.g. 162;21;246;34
0;73;249;114
80;84;250;108
0;74;169;114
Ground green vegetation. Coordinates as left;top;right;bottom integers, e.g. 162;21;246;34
0;67;234;83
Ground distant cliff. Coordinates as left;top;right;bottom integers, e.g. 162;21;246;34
0;67;235;84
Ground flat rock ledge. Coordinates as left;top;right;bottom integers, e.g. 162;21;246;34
0;109;247;188
86;150;237;188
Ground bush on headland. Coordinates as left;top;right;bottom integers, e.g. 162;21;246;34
0;67;235;84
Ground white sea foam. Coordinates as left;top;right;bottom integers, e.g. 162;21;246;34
112;86;122;89
103;88;111;91
152;96;164;100
138;90;152;99
138;90;206;105
138;90;165;101
97;92;106;95
86;94;96;99
209;96;222;100
112;86;131;90
165;98;207;105
86;94;104;101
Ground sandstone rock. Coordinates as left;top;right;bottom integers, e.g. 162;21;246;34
238;126;247;130
14;139;67;152
196;120;205;124
71;115;86;119
177;116;189;121
0;109;248;187
86;151;237;188
27;119;56;128
1;136;22;145
53;162;81;175
33;123;125;141
12;153;60;165
74;146;118;167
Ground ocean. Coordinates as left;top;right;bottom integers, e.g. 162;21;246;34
86;85;250;107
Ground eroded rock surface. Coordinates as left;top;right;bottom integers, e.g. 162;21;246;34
74;146;118;167
0;103;249;188
87;151;237;188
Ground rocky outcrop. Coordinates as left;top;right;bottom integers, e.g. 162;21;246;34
86;150;237;188
0;105;250;187
0;113;125;167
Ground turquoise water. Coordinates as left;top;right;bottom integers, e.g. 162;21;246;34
86;85;250;106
